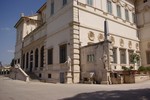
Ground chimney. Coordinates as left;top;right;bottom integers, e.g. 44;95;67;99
104;19;109;41
20;13;24;17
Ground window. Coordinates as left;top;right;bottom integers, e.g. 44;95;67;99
35;49;39;68
143;0;147;3
18;59;20;64
117;5;121;18
128;50;134;64
40;46;44;67
22;54;25;69
51;0;54;15
39;73;42;78
120;49;126;64
125;9;129;21
30;51;33;61
146;51;150;64
132;13;136;23
87;0;93;6
87;54;95;62
107;0;112;14
26;53;29;68
48;48;53;65
48;74;51;78
112;48;117;63
63;0;67;6
59;44;67;63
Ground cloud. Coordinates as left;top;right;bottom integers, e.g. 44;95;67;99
1;27;11;31
7;50;14;53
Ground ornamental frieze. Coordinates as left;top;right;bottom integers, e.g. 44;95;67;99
98;33;104;41
88;31;95;41
128;41;132;48
120;38;124;47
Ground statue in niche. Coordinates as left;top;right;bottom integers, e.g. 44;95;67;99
65;56;71;71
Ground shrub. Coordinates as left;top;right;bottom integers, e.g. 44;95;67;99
146;66;150;72
138;66;146;72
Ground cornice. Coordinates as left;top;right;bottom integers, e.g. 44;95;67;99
111;0;135;12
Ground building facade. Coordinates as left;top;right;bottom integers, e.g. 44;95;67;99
136;0;150;67
14;0;148;84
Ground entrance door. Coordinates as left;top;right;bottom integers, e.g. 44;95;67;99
60;72;65;83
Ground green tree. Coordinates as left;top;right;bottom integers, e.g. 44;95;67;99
130;53;140;64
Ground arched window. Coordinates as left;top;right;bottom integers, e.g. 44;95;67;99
35;48;39;69
40;46;44;67
30;50;33;62
30;50;33;72
22;54;25;69
26;53;29;69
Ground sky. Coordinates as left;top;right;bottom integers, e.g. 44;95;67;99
0;0;46;65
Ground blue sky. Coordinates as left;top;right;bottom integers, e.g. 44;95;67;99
0;0;46;65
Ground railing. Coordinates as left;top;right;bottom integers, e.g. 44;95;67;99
9;64;29;82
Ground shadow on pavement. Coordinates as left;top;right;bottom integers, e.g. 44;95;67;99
60;89;150;100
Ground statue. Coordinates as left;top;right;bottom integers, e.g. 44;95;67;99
65;56;71;71
100;53;108;69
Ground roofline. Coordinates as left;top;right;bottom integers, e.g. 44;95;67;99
14;17;25;28
14;16;40;28
36;2;46;13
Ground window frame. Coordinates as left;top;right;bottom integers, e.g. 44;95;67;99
63;0;67;6
51;0;54;15
128;50;134;64
125;9;129;21
87;0;93;6
107;0;112;14
116;5;121;18
47;48;53;65
59;44;67;63
132;13;136;23
87;54;95;62
146;51;150;64
120;49;126;64
48;74;52;78
112;48;117;63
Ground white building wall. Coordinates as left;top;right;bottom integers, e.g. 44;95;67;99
74;0;139;71
136;0;150;67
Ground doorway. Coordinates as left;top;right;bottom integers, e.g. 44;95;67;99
60;72;65;83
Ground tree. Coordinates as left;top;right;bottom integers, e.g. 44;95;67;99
130;53;140;64
10;59;15;67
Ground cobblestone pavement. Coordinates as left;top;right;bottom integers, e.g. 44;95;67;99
0;76;150;100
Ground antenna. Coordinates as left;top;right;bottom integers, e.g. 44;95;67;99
20;13;24;17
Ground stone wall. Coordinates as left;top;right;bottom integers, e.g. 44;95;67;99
135;74;150;83
124;74;150;83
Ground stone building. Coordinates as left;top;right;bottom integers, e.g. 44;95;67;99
136;0;150;67
14;0;149;84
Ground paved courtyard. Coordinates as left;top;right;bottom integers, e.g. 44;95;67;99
0;76;150;100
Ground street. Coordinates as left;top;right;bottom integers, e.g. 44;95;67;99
0;76;150;100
